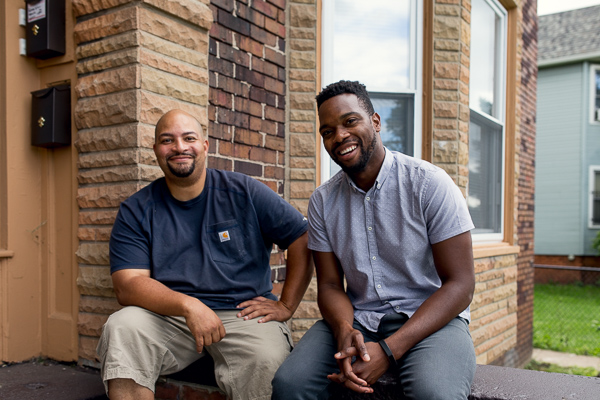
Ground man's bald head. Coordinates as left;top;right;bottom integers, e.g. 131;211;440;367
155;110;206;141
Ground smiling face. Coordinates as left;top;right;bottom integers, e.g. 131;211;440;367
318;94;384;179
153;110;209;186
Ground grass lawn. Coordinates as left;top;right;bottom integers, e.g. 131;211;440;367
533;283;600;357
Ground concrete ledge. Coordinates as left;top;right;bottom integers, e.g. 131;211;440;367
159;362;600;400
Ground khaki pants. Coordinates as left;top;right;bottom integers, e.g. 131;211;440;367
97;306;293;400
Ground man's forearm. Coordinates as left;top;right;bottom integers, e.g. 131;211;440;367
318;284;356;340
278;232;313;314
114;273;204;319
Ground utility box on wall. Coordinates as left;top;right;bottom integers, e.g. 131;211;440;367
25;0;65;59
31;85;71;148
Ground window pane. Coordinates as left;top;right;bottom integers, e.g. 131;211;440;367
333;0;411;92
371;92;414;156
470;0;500;118
468;112;502;234
593;171;600;224
596;70;600;111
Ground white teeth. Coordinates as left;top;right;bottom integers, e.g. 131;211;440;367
340;145;357;155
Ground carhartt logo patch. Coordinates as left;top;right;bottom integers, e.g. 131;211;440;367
218;231;230;242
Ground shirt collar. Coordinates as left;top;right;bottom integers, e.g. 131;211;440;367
344;147;393;192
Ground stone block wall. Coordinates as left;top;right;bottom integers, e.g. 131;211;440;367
72;0;213;364
285;0;319;343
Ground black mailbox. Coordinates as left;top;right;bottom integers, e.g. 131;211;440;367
25;0;65;59
31;85;71;148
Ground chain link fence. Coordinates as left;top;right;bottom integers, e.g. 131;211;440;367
533;265;600;357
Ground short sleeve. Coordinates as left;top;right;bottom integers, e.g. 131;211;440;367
422;169;474;244
109;201;152;274
248;178;307;250
307;189;333;252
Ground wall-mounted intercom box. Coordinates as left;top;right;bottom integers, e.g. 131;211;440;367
25;0;65;59
31;85;71;148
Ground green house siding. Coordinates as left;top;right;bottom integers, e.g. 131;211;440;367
535;64;584;255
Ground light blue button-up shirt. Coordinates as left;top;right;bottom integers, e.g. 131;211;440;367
308;149;474;332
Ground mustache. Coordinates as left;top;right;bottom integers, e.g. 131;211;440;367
166;152;194;161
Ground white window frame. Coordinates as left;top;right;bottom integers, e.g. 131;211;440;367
468;0;508;243
590;64;600;125
319;0;423;183
588;165;600;229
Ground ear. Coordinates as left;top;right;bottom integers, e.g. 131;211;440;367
371;112;382;133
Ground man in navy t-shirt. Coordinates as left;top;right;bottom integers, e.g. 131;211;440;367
97;110;312;400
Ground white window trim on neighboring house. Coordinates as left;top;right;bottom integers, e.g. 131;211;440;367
588;165;600;229
590;64;600;125
319;0;423;183
468;0;508;243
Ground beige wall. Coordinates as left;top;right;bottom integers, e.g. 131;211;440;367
0;0;79;362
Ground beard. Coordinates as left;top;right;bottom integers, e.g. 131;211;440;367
335;132;378;175
166;154;196;178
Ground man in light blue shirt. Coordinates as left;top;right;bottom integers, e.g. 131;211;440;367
272;81;476;399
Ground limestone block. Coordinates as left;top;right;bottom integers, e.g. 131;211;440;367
434;90;459;101
78;313;110;337
434;62;460;79
434;39;460;51
458;141;469;165
291;318;318;332
290;157;315;169
79;295;122;314
76;31;140;59
433;16;460;40
79;210;119;225
435;4;461;16
78;227;112;241
289;80;315;92
76;65;140;98
290;122;314;134
78;164;162;184
302;278;318;301
290;110;314;122
140;66;208;105
78;149;140;168
140;48;208;84
140;91;208;127
290;133;315;156
289;69;316;81
290;4;317;28
289;199;309;215
289;27;316;40
139;8;209;51
293;301;321;319
290;93;316;110
143;0;212;30
290;39;316;51
433;102;458;119
77;266;114;296
433;141;458;163
140;31;208;68
433;127;458;140
77;48;140;75
290;181;315;199
74;6;139;44
77;183;141;208
79;335;101;361
76;123;154;152
290;169;315;181
75;91;139;129
73;0;133;17
289;52;316;69
77;243;110;266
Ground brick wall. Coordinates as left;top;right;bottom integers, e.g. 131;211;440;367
206;0;290;288
515;0;537;368
72;0;213;365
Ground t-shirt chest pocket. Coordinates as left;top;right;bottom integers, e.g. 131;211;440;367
206;220;246;263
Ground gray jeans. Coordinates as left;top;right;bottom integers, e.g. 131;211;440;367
272;314;476;400
97;306;293;400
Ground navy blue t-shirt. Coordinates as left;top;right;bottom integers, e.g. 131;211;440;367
109;169;308;309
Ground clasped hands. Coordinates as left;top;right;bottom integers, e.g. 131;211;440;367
328;329;391;394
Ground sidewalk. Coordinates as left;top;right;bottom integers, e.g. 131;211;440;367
532;348;600;370
0;359;107;400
